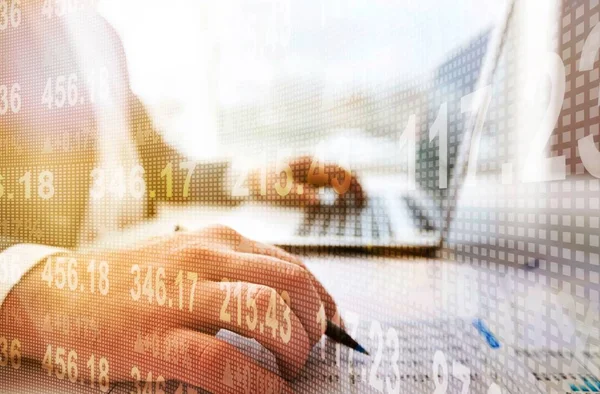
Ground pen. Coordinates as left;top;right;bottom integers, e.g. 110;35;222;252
325;320;369;355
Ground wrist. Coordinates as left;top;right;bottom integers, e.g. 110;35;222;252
0;250;71;361
1;259;46;360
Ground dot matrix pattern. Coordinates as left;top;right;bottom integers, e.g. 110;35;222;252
1;0;600;393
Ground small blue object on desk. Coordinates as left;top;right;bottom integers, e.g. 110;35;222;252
472;318;500;349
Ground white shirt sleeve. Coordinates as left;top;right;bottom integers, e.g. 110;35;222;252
0;244;68;307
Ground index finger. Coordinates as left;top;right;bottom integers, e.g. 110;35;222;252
239;238;343;326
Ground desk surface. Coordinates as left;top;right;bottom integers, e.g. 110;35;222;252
1;253;597;393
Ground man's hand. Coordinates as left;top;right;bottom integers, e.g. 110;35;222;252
1;225;340;393
246;156;366;209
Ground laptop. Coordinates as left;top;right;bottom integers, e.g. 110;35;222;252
91;0;512;253
186;0;517;251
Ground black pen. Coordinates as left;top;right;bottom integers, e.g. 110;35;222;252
325;320;369;355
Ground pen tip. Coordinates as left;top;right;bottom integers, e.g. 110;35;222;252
355;344;369;355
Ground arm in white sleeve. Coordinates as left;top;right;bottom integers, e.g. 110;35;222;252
0;244;68;307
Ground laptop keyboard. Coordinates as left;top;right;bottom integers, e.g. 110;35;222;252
295;196;394;240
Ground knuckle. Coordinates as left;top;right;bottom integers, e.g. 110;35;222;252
192;340;230;368
182;246;226;272
209;224;241;239
285;265;313;292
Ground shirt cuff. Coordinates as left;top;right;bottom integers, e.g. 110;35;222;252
0;244;69;307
